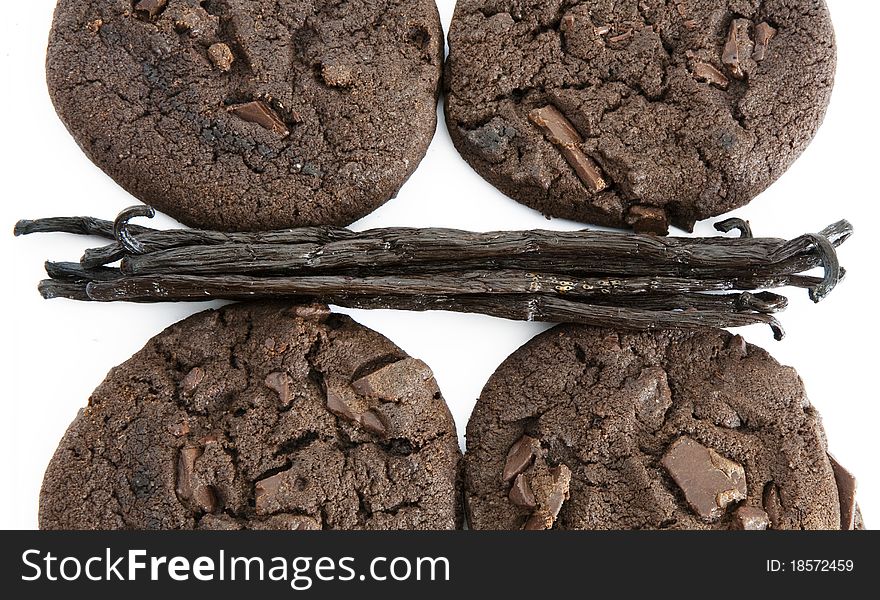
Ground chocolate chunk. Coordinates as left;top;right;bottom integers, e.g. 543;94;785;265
528;105;608;193
321;64;355;88
351;358;433;401
626;205;669;235
731;506;770;530
175;446;201;502
629;367;673;430
509;474;537;509
207;43;234;72
502;435;540;482
753;22;778;62
134;0;167;20
358;410;388;437
228;101;290;137
546;465;572;518
264;372;292;407
180;367;204;394
522;514;549;530
192;485;218;513
691;61;729;90
661;436;747;522
762;482;783;529
326;385;358;422
722;21;744;79
828;455;858;531
254;472;285;514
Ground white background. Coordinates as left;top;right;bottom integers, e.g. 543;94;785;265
1;0;877;530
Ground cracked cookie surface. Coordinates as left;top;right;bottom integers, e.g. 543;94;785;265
465;325;860;530
444;0;836;233
39;302;462;530
47;0;444;231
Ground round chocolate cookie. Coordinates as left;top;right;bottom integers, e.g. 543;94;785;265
445;1;836;233
40;302;462;530
465;326;860;530
47;0;444;231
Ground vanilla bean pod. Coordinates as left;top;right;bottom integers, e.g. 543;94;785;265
13;216;155;240
318;294;787;341
75;271;795;309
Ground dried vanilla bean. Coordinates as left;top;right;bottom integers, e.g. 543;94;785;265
16;208;852;339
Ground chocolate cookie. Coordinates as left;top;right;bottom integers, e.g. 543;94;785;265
39;302;462;530
445;1;836;233
464;326;860;530
47;0;444;231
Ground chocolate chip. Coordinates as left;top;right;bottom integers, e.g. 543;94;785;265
134;0;167;20
661;436;747;522
731;506;770;530
228;101;290;137
254;472;285;514
264;372;292;407
180;367;205;395
175;445;219;513
192;485;218;513
753;22;777;62
626;205;669;235
358;410;388;437
546;465;572;518
509;474;537;509
351;358;434;401
522;514;549;530
828;454;858;531
722;21;745;80
326;385;358;422
502;435;540;482
691;61;730;90
629;367;673;430
528;105;609;194
175;446;202;504
762;482;784;529
208;43;235;72
728;334;748;358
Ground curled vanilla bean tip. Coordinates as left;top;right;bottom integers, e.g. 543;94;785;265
804;234;841;303
38;279;90;301
736;291;789;313
714;218;753;239
769;318;785;341
13;220;34;236
114;206;156;255
820;220;854;248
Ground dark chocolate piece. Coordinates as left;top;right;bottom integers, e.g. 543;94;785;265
722;21;745;79
528;105;608;193
692;61;730;89
502;435;540;482
828;455;858;531
661;436;746;522
227;101;290;137
264;372;292;407
731;506;770;530
753;22;778;62
134;0;167;20
509;474;537;509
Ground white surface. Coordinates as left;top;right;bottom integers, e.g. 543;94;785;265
1;0;877;530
